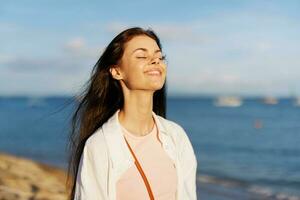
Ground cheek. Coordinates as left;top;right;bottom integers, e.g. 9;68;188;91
127;61;143;76
123;61;145;84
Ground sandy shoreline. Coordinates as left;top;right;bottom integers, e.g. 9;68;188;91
0;152;69;200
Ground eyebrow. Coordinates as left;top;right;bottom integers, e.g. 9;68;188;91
131;48;161;55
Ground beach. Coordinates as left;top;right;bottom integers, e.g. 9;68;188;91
0;152;69;200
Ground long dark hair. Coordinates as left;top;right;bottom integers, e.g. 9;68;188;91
66;27;167;199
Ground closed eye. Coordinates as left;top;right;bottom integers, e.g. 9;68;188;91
136;55;166;60
160;55;166;60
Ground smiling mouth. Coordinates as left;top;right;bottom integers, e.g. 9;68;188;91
145;70;162;76
145;66;163;75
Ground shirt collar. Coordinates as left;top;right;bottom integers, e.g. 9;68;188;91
101;108;168;168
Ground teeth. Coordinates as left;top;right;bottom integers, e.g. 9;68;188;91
147;70;160;75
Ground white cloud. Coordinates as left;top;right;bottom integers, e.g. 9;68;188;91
1;7;300;96
64;37;86;50
1;36;104;73
0;54;16;64
0;35;104;95
3;56;85;72
105;21;129;34
63;37;103;59
0;68;90;96
0;22;20;33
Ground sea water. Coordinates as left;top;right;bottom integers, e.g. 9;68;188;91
0;96;299;198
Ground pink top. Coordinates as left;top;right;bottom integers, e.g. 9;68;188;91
116;119;178;200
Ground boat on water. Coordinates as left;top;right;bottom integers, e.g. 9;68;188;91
293;97;300;106
262;96;278;105
213;96;243;107
27;97;46;108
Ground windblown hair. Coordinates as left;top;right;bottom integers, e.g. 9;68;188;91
66;27;167;199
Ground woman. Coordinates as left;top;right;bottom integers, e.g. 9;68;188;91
67;27;197;200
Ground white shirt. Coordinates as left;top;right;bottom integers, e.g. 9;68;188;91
74;108;198;200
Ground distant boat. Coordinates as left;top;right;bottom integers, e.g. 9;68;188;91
293;97;300;106
27;97;46;108
262;96;278;105
213;96;243;107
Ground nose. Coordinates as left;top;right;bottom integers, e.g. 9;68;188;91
151;57;160;65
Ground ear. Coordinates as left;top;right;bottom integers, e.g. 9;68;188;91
109;66;123;80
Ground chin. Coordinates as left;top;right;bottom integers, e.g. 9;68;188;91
149;82;165;91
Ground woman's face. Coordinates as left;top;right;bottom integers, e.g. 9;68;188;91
110;35;167;92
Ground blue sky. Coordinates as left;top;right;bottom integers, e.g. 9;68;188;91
1;0;300;97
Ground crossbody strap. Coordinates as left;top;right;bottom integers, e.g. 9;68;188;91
123;136;155;200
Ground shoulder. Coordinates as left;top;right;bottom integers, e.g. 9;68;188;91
76;127;109;196
83;127;108;162
85;127;105;147
158;116;186;137
158;116;196;159
157;115;189;141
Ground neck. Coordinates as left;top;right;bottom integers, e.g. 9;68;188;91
118;90;154;137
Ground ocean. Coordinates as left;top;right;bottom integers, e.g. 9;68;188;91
0;96;299;199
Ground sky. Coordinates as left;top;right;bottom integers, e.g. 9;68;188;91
1;0;300;97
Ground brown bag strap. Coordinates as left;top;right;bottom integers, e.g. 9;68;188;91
123;136;155;200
